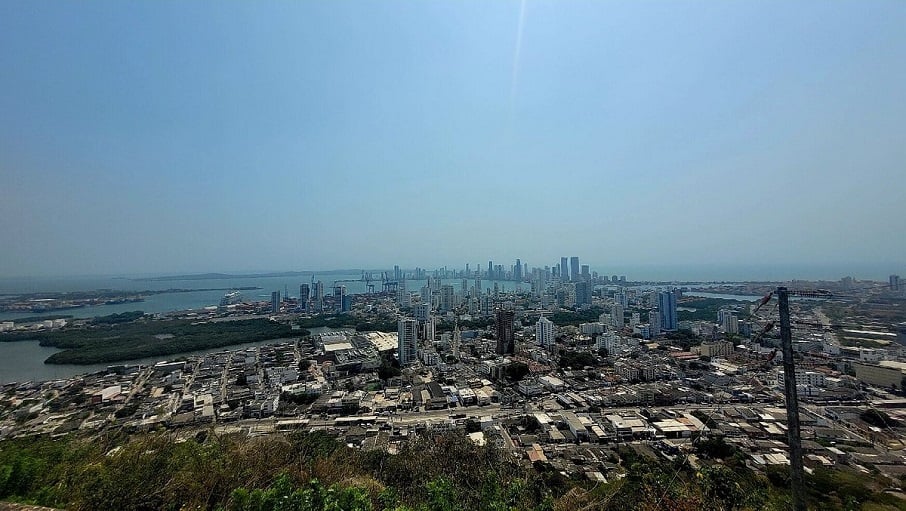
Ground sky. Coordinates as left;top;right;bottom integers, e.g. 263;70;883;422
2;1;905;279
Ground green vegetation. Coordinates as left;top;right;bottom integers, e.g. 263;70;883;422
1;431;903;510
1;318;296;365
377;355;402;381
558;350;597;369
548;307;604;327
677;298;749;322
503;361;530;382
663;330;702;351
92;310;146;324
298;315;400;333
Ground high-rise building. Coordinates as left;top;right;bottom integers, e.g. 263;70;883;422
423;316;436;342
561;257;569;281
271;291;280;314
891;275;901;292
314;281;324;311
630;312;640;328
440;285;455;312
514;259;522;281
721;313;739;335
581;265;590;281
481;294;492;317
611;304;624;328
488;261;493;279
397;318;418;366
394;265;401;281
574;281;592;307
536;316;554;349
336;286;347;312
397;280;410;308
649;310;661;337
299;284;310;310
495;309;515;355
415;303;430;322
570;257;580;282
658;290;678;331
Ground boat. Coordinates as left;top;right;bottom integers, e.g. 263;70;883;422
219;291;243;307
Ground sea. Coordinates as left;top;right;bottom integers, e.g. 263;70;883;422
0;272;527;384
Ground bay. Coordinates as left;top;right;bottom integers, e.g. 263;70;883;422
0;273;529;322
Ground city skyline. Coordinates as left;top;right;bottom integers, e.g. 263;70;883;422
2;1;905;278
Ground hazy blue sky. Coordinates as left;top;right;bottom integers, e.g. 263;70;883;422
2;1;905;278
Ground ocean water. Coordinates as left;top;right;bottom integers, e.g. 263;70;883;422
0;272;529;322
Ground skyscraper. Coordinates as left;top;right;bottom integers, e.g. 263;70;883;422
271;291;280;314
658;290;678;331
341;294;352;313
299;284;310;310
560;257;569;281
570;257;580;282
397;318;418;366
440;285;455;312
574;281;591;307
314;281;324;311
536;316;554;349
495;309;515;355
891;275;901;292
336;286;346;312
581;265;590;281
649;310;661;337
514;259;522;281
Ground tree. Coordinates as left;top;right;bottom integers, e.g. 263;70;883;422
378;356;401;381
504;362;530;382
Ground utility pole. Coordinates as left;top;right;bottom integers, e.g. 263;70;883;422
778;287;806;511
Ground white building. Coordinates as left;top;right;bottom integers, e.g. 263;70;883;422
598;333;622;354
721;313;739;335
397;318;418;366
536;316;555;349
579;322;605;335
630;312;640;328
777;369;827;388
611;305;624;328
